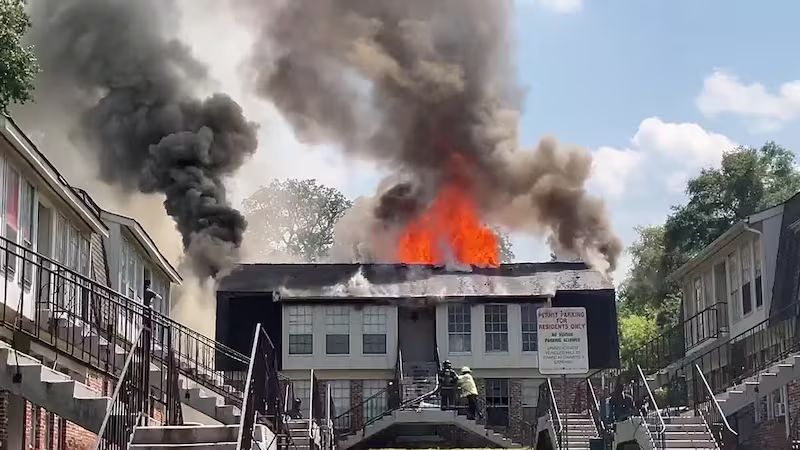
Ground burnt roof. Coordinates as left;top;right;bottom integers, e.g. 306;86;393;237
217;262;613;300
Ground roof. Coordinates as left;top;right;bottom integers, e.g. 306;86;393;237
668;203;785;282
217;262;613;300
0;116;108;237
100;209;182;284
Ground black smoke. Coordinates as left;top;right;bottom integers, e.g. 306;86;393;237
27;0;257;278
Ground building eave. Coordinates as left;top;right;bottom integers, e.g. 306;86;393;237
668;221;746;283
0;116;109;237
101;210;182;284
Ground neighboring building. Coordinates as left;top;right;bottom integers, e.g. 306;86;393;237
216;262;620;446
666;194;800;447
0;116;189;448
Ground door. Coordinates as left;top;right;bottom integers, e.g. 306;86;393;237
397;305;436;363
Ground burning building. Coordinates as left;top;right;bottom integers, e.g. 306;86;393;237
216;261;620;448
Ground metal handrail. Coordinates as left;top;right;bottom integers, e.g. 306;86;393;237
546;378;563;434
308;369;315;440
636;364;665;447
694;364;737;436
587;378;606;435
94;327;145;450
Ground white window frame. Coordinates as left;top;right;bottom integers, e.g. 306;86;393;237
727;252;740;321
287;305;313;355
484;304;509;353
325;306;350;355
740;242;753;316
521;303;540;352
447;303;471;353
362;306;387;355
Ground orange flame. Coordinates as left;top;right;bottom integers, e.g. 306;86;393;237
396;162;499;266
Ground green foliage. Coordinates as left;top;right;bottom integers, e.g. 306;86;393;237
665;142;800;262
242;179;353;262
0;0;38;114
618;310;659;363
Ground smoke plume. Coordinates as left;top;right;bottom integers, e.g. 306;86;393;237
26;0;257;278
241;0;622;273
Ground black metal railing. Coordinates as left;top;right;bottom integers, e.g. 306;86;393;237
627;302;728;374
693;364;737;448
94;327;149;450
236;323;279;450
635;365;666;449
0;235;252;410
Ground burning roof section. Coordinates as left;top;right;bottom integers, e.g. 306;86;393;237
217;262;613;300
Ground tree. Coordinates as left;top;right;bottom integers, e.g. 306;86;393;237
496;230;514;263
618;310;659;364
242;179;352;262
0;0;38;114
665;142;800;262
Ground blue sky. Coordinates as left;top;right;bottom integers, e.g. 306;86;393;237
180;0;800;280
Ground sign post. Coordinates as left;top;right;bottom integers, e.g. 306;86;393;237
537;307;590;450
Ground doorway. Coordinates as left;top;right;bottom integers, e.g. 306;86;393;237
397;304;437;364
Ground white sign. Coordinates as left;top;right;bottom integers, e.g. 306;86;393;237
536;307;589;375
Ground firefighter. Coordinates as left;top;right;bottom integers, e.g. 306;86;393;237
458;366;479;420
438;360;458;410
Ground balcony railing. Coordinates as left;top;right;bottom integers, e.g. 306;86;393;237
0;234;251;409
627;302;728;374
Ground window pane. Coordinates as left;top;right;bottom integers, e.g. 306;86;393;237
447;304;471;352
289;334;313;354
288;305;313;334
329;381;351;429
485;305;508;352
363;334;386;354
326;306;350;334
4;166;19;232
521;303;540;352
326;334;349;354
363;380;388;421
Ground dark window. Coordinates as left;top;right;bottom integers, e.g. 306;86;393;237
363;334;386;354
484;305;508;352
288;334;312;354
326;334;349;355
521;303;540;351
485;379;509;427
755;276;763;307
742;282;752;315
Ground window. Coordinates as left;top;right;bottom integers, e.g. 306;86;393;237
151;276;169;315
447;303;471;353
288;306;313;355
362;306;387;354
741;243;752;315
292;380;311;406
328;380;351;429
693;277;703;312
522;379;539;422
363;380;388;422
754;238;763;308
485;379;509;427
727;252;740;320
326;306;350;354
19;181;34;286
484;304;508;352
521;303;540;352
4;165;19;273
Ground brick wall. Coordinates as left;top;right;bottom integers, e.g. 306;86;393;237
788;379;800;430
508;379;523;441
0;391;8;447
350;380;363;431
737;418;789;450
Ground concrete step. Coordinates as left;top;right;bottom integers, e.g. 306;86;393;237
661;439;717;448
130;425;240;444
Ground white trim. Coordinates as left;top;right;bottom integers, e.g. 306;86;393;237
0;117;108;237
100;210;181;284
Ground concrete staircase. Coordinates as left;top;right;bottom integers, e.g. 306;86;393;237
558;413;598;450
0;340;110;433
53;317;245;424
338;407;521;449
641;415;718;449
714;352;800;416
128;424;274;450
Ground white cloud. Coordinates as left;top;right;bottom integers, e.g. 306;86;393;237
518;0;584;14
632;117;737;169
696;70;800;131
588;146;645;198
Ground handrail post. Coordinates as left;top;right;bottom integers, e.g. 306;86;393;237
694;363;737;443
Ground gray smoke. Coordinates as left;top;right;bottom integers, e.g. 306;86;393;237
26;0;258;278
242;0;622;272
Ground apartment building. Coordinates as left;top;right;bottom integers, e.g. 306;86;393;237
216;261;620;447
666;194;800;447
0;116;186;448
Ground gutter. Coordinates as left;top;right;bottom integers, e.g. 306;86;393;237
668;222;745;282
